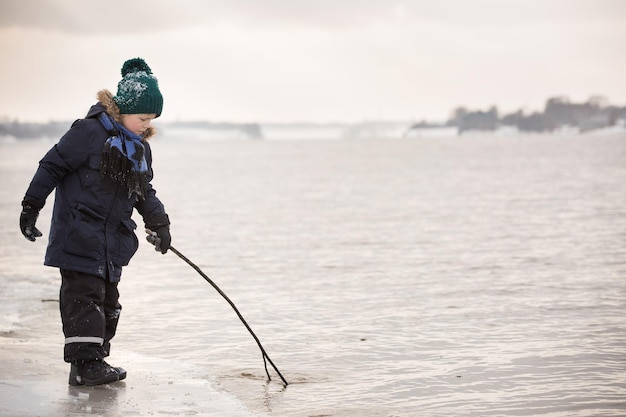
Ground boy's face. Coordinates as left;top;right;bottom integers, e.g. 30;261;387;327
120;114;157;136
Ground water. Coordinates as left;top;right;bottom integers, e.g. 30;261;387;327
1;132;625;416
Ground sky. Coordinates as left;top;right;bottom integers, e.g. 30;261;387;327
1;0;625;124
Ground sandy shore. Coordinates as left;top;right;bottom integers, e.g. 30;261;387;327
0;299;262;417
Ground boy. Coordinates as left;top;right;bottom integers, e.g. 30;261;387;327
19;57;171;386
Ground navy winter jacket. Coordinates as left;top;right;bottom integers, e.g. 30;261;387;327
23;101;169;281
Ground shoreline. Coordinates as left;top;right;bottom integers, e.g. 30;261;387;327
0;295;264;417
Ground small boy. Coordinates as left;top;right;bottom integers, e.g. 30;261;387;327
19;57;171;386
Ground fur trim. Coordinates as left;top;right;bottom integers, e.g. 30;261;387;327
96;89;156;141
97;90;120;120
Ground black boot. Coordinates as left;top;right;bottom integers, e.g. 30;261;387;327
69;363;81;386
103;360;127;381
68;360;124;386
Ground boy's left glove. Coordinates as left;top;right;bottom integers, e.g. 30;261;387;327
146;226;171;254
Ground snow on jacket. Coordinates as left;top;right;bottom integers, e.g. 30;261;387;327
23;90;169;281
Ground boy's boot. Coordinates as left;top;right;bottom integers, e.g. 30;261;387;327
103;360;127;381
68;360;126;386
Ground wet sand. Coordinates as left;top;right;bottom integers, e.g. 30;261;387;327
0;300;261;417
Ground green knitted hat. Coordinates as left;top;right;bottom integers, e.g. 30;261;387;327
113;58;163;118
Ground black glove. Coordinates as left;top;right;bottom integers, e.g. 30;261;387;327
20;202;43;242
146;226;171;254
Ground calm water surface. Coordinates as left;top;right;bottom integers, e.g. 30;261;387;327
1;132;625;416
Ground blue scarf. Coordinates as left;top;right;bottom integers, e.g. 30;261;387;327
98;112;148;199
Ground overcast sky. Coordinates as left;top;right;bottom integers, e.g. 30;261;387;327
1;0;625;123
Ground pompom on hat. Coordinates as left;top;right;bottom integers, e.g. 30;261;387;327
113;58;163;118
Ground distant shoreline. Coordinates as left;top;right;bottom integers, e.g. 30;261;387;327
2;95;625;140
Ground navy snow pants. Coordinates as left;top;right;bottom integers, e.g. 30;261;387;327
59;269;122;363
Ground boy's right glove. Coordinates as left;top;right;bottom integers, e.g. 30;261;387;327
20;202;43;242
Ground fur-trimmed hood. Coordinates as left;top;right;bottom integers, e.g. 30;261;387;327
97;89;156;141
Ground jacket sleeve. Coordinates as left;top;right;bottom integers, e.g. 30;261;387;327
23;120;93;209
135;141;170;229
